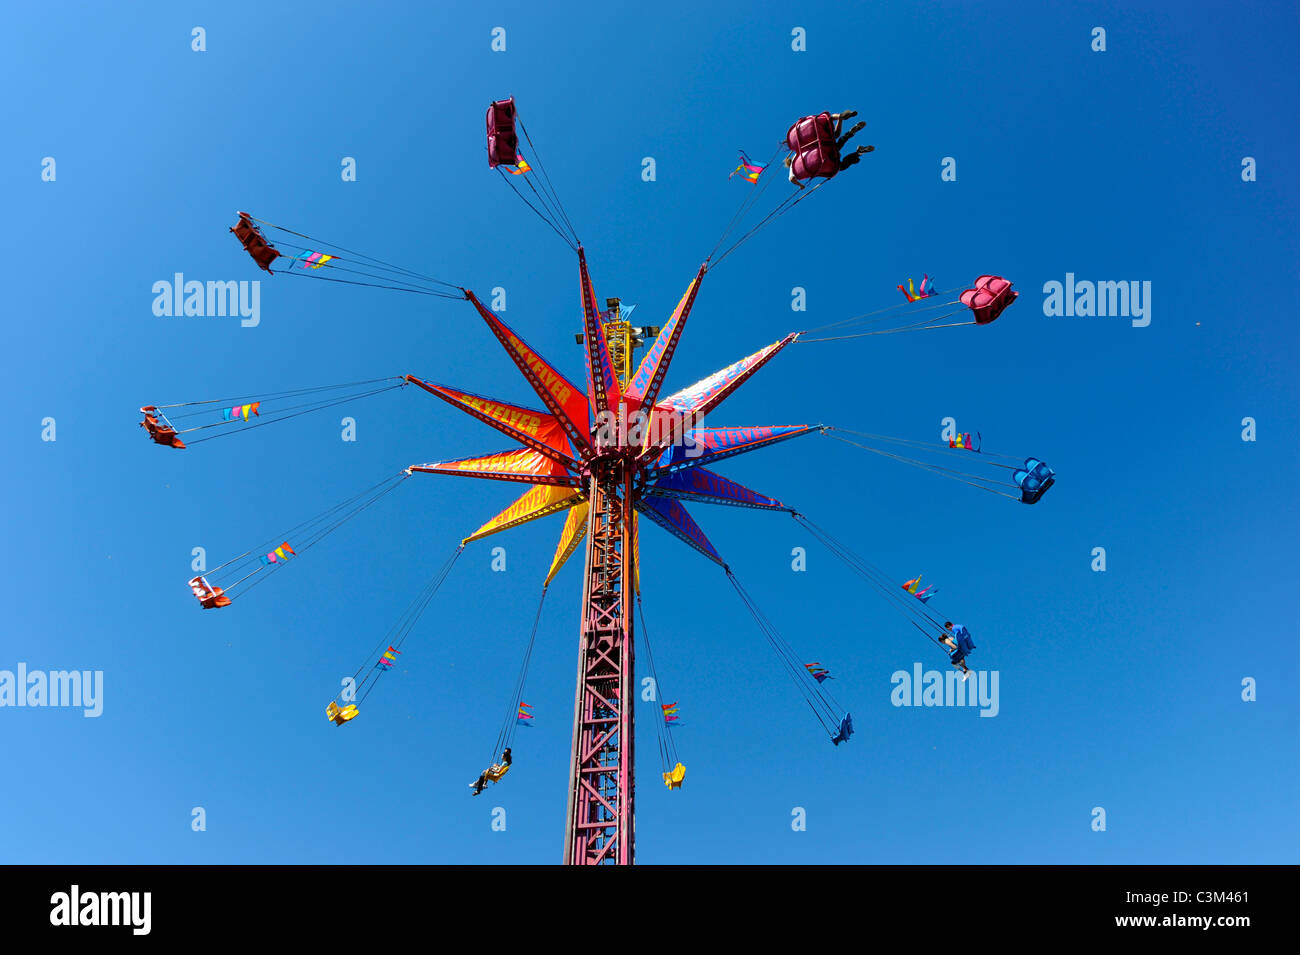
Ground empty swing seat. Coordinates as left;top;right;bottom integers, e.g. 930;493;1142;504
831;712;854;746
139;406;186;449
188;575;231;609
1013;458;1055;504
663;762;686;790
960;275;1017;324
486;97;519;168
230;212;282;274
326;702;359;725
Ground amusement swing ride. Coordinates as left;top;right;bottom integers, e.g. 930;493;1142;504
139;98;1050;865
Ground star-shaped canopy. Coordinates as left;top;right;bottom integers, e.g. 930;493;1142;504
406;250;821;582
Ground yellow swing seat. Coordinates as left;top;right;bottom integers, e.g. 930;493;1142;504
326;702;359;725
484;763;510;783
663;762;686;789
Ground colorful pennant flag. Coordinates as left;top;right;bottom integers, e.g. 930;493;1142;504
805;663;833;683
902;576;938;603
898;274;936;302
661;702;679;723
947;432;979;451
295;251;335;270
221;402;261;422
509;156;532;175
259;541;296;565
729;150;765;184
517;702;534;723
376;646;401;669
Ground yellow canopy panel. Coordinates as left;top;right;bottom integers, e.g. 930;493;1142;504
463;484;580;545
545;500;590;587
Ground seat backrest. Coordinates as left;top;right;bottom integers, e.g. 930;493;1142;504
786;113;832;151
252;246;280;270
786;114;840;180
487;98;515;133
487;98;519;168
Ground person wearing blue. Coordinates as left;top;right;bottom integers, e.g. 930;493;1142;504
939;621;976;680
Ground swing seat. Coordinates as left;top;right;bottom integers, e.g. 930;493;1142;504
142;422;186;449
230;212;281;274
960;275;1017;325
785;113;841;181
326;702;359;725
247;243;280;273
484;763;510;783
140;407;186;449
1013;458;1055;504
663;762;686;790
188;576;231;609
486;97;519;168
830;712;854;746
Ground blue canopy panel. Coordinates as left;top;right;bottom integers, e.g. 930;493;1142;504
1013;458;1055;504
831;712;854;746
635;495;725;567
651;425;820;478
647;467;791;511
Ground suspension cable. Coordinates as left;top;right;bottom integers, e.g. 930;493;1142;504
491;587;549;761
181;383;407;444
637;595;679;773
345;544;465;706
726;569;842;734
707;143;786;263
832;427;1024;465
245;214;462;291
710;176;832;269
210;471;412;600
517;117;580;246
826;433;1023;501
792;512;955;658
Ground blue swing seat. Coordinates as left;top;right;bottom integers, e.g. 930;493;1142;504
830;712;854;746
1013;458;1055;504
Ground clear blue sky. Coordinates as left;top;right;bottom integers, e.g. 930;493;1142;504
3;0;1297;864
